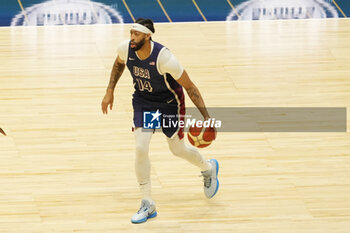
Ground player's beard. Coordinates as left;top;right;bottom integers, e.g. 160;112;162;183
131;37;145;51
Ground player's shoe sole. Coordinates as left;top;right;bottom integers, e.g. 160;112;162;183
131;210;157;224
210;159;219;198
202;159;219;198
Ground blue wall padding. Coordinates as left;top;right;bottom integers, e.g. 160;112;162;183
336;0;350;16
123;0;168;22
195;0;233;21
0;0;348;26
160;0;205;22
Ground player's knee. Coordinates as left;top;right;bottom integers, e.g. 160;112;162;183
169;144;185;157
135;144;148;157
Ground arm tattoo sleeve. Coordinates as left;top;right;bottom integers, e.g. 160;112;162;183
107;61;125;90
186;86;210;119
187;86;200;101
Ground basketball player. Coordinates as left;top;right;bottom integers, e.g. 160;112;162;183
101;18;219;224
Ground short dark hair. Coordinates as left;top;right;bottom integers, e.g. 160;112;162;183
135;18;155;34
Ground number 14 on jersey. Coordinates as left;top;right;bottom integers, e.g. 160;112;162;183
135;78;153;92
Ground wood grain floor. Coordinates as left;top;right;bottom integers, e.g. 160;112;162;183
1;19;350;232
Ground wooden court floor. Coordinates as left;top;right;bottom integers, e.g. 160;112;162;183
1;19;350;233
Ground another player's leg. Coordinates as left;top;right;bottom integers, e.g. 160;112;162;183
167;135;219;198
131;127;157;224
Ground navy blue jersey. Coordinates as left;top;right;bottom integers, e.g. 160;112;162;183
126;41;183;104
126;41;185;139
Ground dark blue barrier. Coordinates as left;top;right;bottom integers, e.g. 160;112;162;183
0;0;348;27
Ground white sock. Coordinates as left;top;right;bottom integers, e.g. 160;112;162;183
134;128;154;203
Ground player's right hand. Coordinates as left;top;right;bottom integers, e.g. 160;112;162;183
101;91;114;114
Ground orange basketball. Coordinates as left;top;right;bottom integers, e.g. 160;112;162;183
187;125;216;148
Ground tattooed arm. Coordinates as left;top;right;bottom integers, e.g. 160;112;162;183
176;70;210;120
107;56;126;91
101;56;125;114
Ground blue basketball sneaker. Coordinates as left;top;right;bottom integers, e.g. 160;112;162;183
131;199;157;224
201;159;219;198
